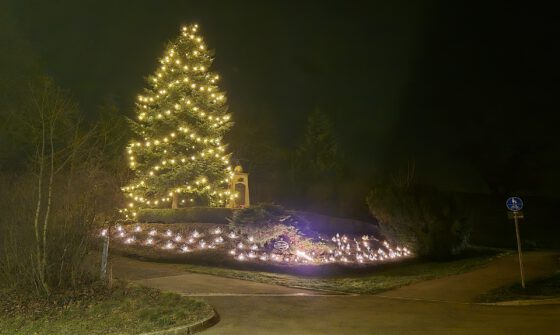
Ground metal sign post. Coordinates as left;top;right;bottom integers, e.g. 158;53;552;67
506;197;525;289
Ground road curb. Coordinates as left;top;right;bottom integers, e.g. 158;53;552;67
282;284;352;295
480;298;560;306
375;294;560;307
141;307;220;335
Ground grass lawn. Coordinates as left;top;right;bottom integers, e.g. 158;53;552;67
181;247;507;294
477;271;560;302
0;281;214;335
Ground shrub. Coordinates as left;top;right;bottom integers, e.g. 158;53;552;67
366;183;471;260
229;204;330;254
0;167;117;293
136;207;233;224
229;204;290;244
230;203;287;226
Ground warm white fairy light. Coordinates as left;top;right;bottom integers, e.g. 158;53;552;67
296;250;313;261
121;23;235;212
103;226;411;265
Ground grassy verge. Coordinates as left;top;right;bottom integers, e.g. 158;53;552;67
0;281;214;335
182;248;506;294
477;271;560;302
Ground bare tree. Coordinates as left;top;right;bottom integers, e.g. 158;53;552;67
1;79;127;295
28;80;77;294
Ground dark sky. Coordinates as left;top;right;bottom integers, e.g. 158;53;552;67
3;0;558;194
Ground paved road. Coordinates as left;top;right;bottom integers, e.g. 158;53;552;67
203;296;560;335
111;253;560;335
112;256;323;296
381;251;559;302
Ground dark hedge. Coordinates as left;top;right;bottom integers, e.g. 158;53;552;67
137;207;233;224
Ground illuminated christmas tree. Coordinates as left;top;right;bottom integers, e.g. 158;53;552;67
122;24;234;218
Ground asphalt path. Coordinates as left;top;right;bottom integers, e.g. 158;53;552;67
111;253;560;334
380;251;559;302
202;295;560;335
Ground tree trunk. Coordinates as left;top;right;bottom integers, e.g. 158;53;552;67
172;192;178;209
39;121;55;296
33;118;45;295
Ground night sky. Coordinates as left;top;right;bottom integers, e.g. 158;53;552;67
3;0;558;195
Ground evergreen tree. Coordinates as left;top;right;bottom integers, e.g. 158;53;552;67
294;109;341;211
122;24;234;218
297;109;340;180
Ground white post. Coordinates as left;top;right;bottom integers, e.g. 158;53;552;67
100;235;109;281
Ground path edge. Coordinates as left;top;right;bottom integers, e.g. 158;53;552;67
480;298;560;306
140;307;220;335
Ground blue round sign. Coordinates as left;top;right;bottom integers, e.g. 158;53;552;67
506;197;523;212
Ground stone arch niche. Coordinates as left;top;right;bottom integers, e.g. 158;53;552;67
228;165;250;208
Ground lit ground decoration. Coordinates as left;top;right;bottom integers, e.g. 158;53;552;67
104;224;411;265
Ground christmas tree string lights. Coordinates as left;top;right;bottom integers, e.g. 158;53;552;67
121;24;235;218
105;225;412;265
